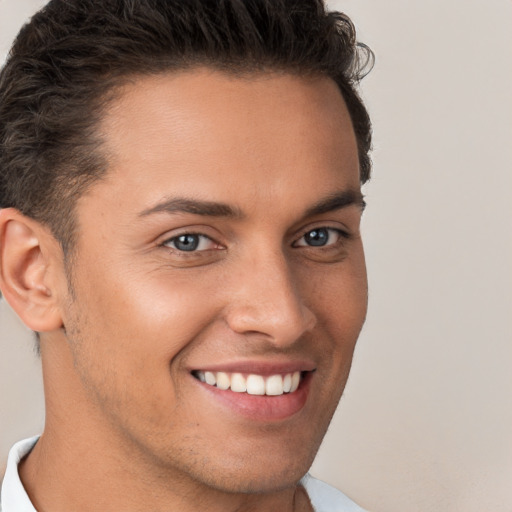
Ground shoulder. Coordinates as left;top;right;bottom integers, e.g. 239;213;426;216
301;474;368;512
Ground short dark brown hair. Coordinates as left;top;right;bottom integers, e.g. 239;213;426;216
0;0;373;254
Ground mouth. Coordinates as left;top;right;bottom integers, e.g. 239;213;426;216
192;370;306;396
189;362;315;421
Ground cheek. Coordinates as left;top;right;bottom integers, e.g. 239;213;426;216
304;253;368;385
72;257;219;355
307;254;368;333
63;262;222;422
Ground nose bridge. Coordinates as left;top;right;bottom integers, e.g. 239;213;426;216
225;245;316;345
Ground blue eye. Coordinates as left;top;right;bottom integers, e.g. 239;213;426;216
164;234;216;252
295;228;344;247
304;228;329;247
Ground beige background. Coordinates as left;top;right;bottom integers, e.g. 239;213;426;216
1;1;511;511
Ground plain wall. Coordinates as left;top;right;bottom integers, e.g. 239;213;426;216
1;1;511;511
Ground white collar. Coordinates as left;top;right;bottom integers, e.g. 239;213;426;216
1;437;365;512
1;436;39;512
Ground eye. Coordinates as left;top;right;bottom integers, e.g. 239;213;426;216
294;227;345;248
163;233;218;252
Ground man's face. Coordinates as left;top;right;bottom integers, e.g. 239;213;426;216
56;69;367;493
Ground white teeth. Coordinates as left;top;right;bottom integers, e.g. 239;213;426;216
246;374;266;395
230;373;247;393
216;372;230;390
205;371;216;386
283;373;292;393
265;374;284;396
195;370;303;396
290;371;300;393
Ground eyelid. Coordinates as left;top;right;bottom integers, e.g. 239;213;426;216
292;226;351;248
159;229;224;252
165;234;213;251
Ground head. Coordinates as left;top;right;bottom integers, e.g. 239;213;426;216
0;0;373;501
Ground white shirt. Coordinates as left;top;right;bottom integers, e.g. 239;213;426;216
1;437;366;512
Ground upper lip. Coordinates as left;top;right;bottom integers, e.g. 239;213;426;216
189;359;316;376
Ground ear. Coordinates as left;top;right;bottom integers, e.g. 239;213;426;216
0;208;64;332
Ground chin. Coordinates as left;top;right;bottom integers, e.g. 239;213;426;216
187;440;320;495
204;465;309;495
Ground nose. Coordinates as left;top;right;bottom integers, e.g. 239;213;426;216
224;249;317;347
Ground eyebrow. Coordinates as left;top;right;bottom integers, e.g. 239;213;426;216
303;190;366;218
138;189;365;220
139;198;243;218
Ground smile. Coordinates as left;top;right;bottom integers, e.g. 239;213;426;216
192;370;304;396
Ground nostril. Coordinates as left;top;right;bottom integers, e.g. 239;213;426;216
225;303;316;347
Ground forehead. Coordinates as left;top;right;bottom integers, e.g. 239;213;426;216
90;69;359;217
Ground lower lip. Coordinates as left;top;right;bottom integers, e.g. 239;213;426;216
194;372;312;422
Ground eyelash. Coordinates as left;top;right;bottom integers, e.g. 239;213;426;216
161;227;350;254
293;227;350;248
162;233;220;253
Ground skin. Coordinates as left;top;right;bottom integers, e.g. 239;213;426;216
0;69;367;512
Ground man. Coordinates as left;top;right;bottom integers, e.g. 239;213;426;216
0;1;373;510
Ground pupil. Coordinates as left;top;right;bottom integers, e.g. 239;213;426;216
306;229;328;246
175;234;199;251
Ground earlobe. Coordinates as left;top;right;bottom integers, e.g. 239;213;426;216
0;208;64;332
